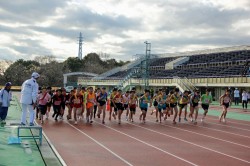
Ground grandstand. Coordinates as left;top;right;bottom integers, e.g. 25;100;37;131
78;45;250;99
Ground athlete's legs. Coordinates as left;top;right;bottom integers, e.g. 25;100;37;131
173;106;178;124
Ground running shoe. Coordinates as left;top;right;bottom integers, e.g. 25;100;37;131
222;118;226;123
1;120;6;124
102;121;105;124
156;119;159;122
20;122;26;126
29;122;34;126
118;120;121;124
173;121;176;124
74;121;77;125
184;118;188;121
201;118;204;122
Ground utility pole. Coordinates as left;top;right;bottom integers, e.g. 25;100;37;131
78;32;83;60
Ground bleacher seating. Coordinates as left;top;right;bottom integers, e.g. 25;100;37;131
106;49;250;79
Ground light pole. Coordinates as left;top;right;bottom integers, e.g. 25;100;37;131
142;41;151;90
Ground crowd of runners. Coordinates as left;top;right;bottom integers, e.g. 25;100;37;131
35;85;233;125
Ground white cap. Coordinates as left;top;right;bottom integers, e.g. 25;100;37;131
31;72;40;79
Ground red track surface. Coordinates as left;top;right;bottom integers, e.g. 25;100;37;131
41;108;250;166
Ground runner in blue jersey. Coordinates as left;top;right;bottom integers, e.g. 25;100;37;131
139;89;152;123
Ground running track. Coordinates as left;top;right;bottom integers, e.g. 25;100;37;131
41;107;250;166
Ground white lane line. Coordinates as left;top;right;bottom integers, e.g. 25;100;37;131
183;121;250;139
95;121;198;166
66;122;133;166
42;131;67;166
203;121;250;132
139;114;250;139
146;119;250;149
206;117;250;127
125;121;250;164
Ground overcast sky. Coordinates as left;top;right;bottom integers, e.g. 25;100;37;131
0;0;250;61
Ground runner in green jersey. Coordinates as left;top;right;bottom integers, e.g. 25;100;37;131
201;89;213;122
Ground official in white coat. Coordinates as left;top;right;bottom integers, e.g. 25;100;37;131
20;72;40;126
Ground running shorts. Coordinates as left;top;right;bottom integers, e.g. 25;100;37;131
130;107;136;112
124;104;129;109
98;101;106;106
201;104;209;110
191;103;199;108
222;102;230;108
140;107;148;112
153;101;158;107
170;103;177;108
114;103;124;111
179;103;187;109
38;105;47;115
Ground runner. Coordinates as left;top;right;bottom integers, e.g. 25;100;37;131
96;87;107;124
112;89;124;124
201;89;213;122
46;87;53;119
109;88;118;120
139;89;152;123
151;90;159;115
86;87;96;123
189;89;201;125
219;89;232;122
70;88;83;124
81;87;87;120
60;88;67;120
178;90;189;122
162;90;170;121
154;90;163;122
157;94;164;123
66;90;74;120
37;87;51;124
36;87;42;120
169;88;180;124
123;91;130;121
52;89;64;121
94;88;101;118
128;90;138;122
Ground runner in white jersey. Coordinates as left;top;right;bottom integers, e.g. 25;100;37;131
219;89;232;122
123;91;130;121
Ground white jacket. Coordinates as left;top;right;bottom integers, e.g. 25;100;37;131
0;88;12;107
20;78;39;105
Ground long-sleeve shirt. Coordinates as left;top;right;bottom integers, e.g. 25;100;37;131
0;88;12;107
20;78;39;104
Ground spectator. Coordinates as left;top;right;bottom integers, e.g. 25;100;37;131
242;90;248;111
248;91;250;104
0;82;12;124
234;88;240;105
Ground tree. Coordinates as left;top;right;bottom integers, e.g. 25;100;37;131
64;57;84;72
34;55;56;64
4;59;40;85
